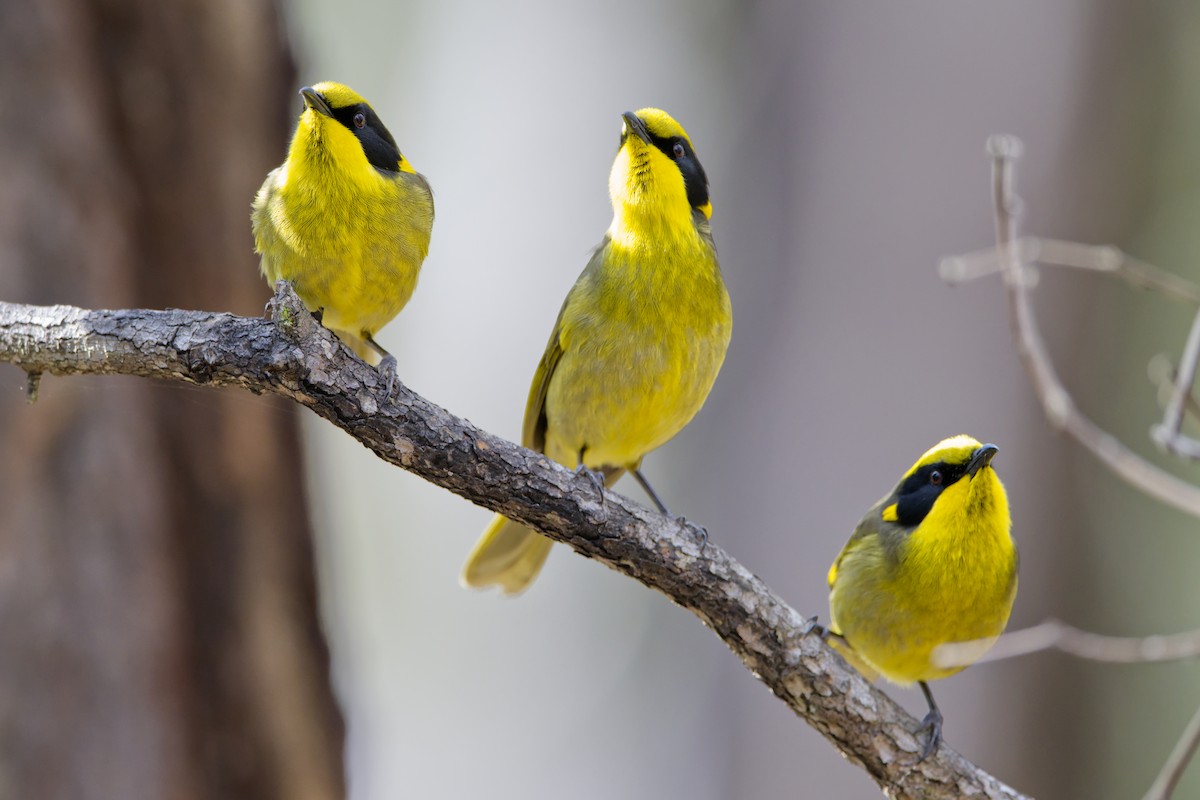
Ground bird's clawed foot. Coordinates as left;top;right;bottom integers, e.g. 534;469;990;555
574;464;607;506
805;617;833;641
377;354;399;398
363;333;399;398
916;708;943;762
673;515;708;551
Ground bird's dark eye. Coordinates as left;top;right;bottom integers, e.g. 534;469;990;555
672;141;686;158
930;470;943;486
353;113;366;129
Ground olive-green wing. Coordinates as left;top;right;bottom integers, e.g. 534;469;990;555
827;499;890;588
519;308;621;489
827;528;860;589
520;241;609;454
521;316;565;454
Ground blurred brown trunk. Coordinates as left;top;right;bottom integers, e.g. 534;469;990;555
0;2;345;800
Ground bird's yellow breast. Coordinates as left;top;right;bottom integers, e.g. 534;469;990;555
542;222;731;469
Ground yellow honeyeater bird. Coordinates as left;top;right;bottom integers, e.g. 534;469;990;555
252;81;434;383
826;435;1017;760
461;108;731;595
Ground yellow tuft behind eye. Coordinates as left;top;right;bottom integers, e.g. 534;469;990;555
882;504;898;522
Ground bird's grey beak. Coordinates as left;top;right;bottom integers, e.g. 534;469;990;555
299;86;334;118
966;444;999;478
621;111;652;145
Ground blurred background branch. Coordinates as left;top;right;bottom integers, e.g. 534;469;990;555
937;618;1200;666
937;137;1200;800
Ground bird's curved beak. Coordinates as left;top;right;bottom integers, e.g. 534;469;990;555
299;86;334;118
966;444;999;478
621;111;652;145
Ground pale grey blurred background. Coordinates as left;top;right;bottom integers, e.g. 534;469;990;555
285;2;1200;798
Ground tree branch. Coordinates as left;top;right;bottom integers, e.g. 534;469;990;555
0;284;1029;799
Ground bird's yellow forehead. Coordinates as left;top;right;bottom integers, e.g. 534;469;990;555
309;81;370;110
630;107;695;148
903;434;984;477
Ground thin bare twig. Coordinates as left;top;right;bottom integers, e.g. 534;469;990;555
1149;356;1200;422
941;237;1200;305
982;134;1200;518
934;618;1200;668
0;284;1030;800
1145;703;1200;800
1151;306;1200;458
944;236;1200;458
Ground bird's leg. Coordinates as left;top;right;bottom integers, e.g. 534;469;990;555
363;332;398;397
632;468;670;514
633;468;708;550
916;680;943;762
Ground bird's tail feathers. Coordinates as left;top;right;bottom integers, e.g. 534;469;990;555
461;516;554;596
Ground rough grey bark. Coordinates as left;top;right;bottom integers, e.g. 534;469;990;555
0;285;1031;800
0;2;343;799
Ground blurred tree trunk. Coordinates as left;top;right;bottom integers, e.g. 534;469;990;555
0;2;345;800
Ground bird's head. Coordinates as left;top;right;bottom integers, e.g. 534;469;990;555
880;435;1008;533
292;81;415;175
609;108;711;233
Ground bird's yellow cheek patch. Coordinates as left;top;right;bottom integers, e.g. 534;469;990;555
882;504;899;522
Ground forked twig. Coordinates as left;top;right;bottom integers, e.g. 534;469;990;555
1151;306;1200;458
